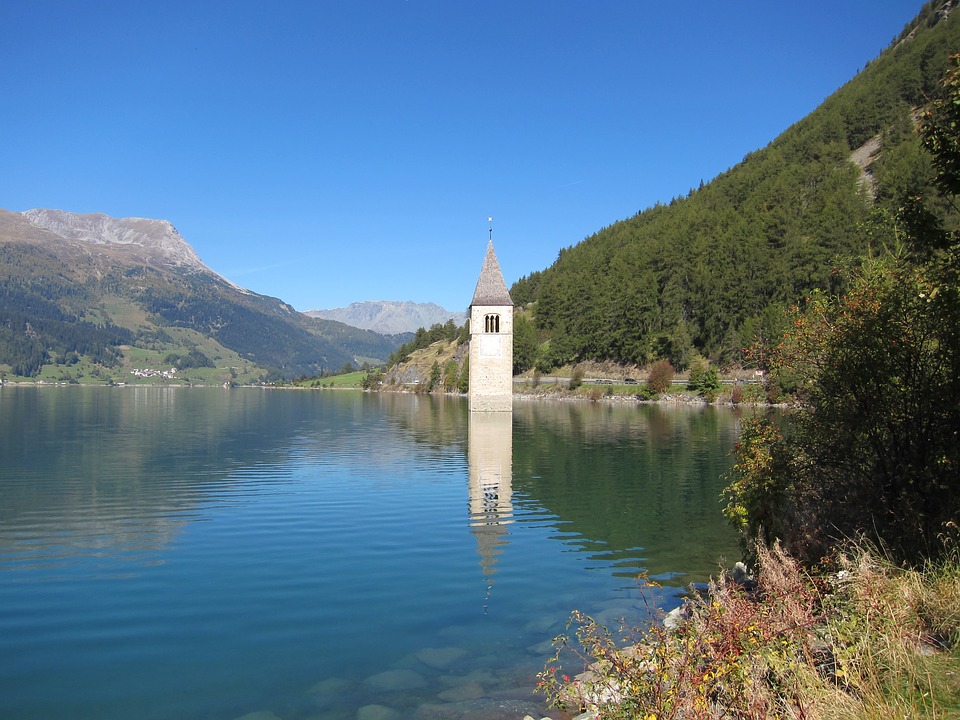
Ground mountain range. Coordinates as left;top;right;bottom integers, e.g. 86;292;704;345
0;209;409;381
305;301;467;335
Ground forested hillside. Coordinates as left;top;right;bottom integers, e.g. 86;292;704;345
512;1;960;371
0;210;405;381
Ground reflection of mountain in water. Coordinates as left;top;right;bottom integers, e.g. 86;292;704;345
467;411;513;604
0;387;397;561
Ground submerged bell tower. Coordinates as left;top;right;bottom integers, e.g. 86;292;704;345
468;235;513;412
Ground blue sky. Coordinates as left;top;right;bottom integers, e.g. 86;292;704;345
1;1;924;312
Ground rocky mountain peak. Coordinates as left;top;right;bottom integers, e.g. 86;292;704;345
304;301;467;335
21;208;216;276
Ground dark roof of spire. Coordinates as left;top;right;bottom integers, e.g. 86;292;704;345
470;240;513;307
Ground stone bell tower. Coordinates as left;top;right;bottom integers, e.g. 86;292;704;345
468;239;513;412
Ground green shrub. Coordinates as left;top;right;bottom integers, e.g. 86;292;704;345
568;365;584;391
728;239;960;566
633;384;659;401
688;358;721;400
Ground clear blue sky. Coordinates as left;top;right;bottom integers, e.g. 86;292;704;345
1;1;924;312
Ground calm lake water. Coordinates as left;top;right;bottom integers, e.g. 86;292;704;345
0;387;742;720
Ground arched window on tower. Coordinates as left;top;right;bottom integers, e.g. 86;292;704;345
484;314;500;333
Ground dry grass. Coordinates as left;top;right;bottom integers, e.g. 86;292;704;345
538;542;960;719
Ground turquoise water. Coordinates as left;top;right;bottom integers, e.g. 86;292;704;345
0;387;741;719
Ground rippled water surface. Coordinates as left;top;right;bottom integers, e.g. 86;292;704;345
0;387;741;719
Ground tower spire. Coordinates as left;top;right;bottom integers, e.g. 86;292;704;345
488;216;493;241
470;239;512;308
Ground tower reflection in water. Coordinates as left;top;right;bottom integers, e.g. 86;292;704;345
467;410;514;611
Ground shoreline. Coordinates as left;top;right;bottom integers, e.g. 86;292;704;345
0;380;793;409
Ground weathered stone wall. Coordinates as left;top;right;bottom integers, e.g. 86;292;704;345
468;303;513;412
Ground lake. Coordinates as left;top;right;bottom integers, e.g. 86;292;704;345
0;386;742;720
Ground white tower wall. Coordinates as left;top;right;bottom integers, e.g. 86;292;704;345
468;240;514;413
469;304;513;412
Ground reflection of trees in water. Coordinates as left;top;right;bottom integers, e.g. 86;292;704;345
375;392;468;452
511;400;743;582
380;395;743;583
513;399;742;447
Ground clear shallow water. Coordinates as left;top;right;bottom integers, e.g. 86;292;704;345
0;387;741;719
